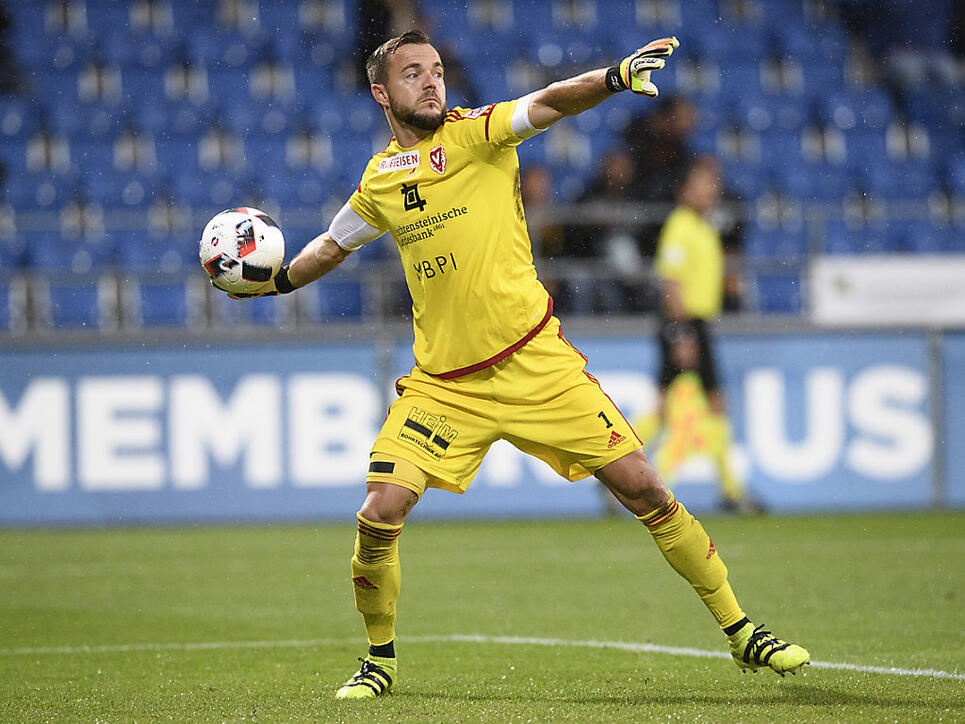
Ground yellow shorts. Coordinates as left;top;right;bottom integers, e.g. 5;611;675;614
366;317;642;496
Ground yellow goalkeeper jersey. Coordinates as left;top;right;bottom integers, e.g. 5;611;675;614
349;101;551;377
654;205;724;320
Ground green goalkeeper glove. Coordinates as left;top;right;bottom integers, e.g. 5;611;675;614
606;37;679;97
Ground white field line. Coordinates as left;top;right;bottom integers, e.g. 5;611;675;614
1;634;962;682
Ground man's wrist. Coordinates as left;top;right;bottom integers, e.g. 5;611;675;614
274;264;296;294
605;66;626;93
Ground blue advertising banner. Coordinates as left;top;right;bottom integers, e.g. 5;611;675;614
0;342;377;525
0;329;941;525
944;332;965;507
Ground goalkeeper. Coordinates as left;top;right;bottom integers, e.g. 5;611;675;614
228;32;810;698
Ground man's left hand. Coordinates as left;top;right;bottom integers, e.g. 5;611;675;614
610;37;679;97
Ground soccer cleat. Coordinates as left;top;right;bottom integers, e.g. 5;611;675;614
729;623;810;676
335;656;396;699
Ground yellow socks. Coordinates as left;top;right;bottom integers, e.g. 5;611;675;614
637;494;745;629
351;513;403;647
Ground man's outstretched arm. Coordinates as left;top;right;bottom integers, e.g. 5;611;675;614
286;232;352;287
526;37;679;130
225;201;384;299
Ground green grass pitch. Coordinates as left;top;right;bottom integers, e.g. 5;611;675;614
1;511;964;722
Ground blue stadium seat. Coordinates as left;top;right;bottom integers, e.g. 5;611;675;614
129;278;195;327
264;166;339;208
173;169;253;213
31;68;82;107
83;169;165;210
121;67;169;108
845;129;889;170
759;130;803;166
84;2;131;37
774;159;850;202
116;229;197;273
945;154;965;196
824;219;897;254
41;276;110;329
945;221;965;252
890;219;944;254
0;277;26;331
155;137;202;178
72;139;115;180
821;88;894;131
190;30;267;77
859;160;938;200
44;97;129;141
754;273;803;315
244;133;289;173
24;228;114;273
0;98;42;144
0;234;27;273
698;26;768;67
723;158;769;200
304;278;364;322
744;220;808;259
773;21;847;68
223;99;301;139
0;140;28;191
292;63;335;98
11;171;81;210
210;290;290;327
823;218;866;255
257;2;301;36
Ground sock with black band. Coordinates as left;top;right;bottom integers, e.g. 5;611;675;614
351;513;403;648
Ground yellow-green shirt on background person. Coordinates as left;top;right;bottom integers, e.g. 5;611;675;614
654;205;724;320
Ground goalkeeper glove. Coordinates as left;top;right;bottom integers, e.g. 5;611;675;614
606;37;679;97
212;264;297;300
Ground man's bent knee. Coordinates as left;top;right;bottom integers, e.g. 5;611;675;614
359;482;419;526
595;448;672;516
359;454;429;525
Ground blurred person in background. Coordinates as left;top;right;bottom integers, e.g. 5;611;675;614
836;0;961;90
635;155;762;514
0;0;22;93
564;149;657;314
624;94;697;204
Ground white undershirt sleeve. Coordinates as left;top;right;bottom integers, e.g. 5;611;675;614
511;92;546;140
327;201;385;251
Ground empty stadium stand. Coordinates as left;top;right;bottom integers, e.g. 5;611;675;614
0;0;961;330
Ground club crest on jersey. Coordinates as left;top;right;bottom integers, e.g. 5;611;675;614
378;150;420;173
429;145;447;175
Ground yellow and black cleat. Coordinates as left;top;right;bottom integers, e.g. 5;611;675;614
335;656;396;699
729;623;810;676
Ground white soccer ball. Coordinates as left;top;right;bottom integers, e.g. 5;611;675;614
199;207;285;296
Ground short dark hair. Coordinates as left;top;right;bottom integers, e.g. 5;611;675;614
365;30;432;86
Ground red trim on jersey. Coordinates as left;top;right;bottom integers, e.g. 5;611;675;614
484;105;494;141
430;297;553;380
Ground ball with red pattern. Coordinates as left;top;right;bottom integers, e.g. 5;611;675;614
199;207;285;296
